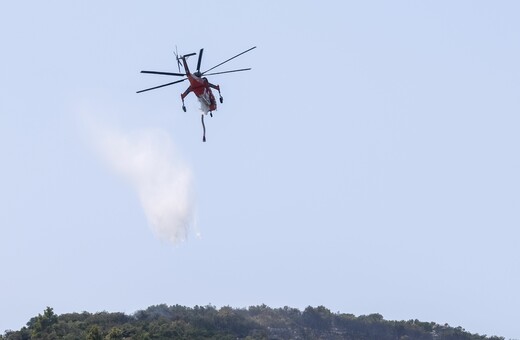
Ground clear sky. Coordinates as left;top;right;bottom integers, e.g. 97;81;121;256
1;1;519;338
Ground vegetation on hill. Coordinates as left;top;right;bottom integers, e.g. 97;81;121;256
2;305;504;340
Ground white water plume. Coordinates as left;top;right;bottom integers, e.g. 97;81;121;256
198;96;210;114
89;122;194;244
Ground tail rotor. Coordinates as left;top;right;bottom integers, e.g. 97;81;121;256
174;45;182;73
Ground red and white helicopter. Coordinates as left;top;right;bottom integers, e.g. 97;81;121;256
137;46;256;142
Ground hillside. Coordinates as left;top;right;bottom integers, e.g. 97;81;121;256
2;305;504;340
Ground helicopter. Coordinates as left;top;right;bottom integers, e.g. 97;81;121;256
137;46;256;142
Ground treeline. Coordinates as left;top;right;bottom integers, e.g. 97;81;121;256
2;304;504;340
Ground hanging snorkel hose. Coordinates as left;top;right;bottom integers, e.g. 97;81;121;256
201;114;206;142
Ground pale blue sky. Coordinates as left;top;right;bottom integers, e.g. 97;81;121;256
1;1;519;338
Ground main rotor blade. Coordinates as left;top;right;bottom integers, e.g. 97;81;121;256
203;68;252;76
136;78;187;93
202;46;256;75
196;48;204;73
141;70;186;76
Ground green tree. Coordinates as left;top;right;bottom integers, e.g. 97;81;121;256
302;306;331;330
105;327;123;340
86;325;103;340
29;307;58;338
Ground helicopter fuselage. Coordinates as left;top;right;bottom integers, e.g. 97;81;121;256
181;57;218;112
187;75;217;112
